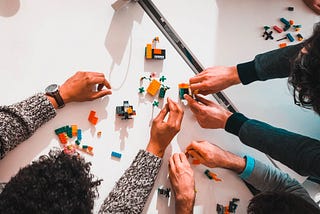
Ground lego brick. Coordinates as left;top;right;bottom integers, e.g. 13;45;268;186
147;79;161;96
279;43;287;48
111;151;122;158
286;33;294;42
273;25;283;33
145;44;152;59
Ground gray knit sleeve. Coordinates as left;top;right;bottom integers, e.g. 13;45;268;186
99;150;162;214
0;93;56;159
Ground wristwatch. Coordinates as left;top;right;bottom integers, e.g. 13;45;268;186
45;84;65;108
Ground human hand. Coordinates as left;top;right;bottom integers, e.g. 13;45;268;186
303;0;320;14
184;94;232;129
189;66;240;95
146;98;184;158
59;71;112;104
169;153;195;214
186;141;246;173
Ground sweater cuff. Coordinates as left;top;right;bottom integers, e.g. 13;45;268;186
225;113;249;136
237;60;258;85
239;155;255;180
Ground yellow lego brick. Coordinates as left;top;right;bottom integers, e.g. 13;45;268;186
147;79;161;96
71;125;78;136
145;44;152;59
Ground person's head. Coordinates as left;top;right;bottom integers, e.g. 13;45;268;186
0;149;101;214
247;191;320;214
289;22;320;115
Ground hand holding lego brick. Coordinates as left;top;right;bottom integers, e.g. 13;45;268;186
184;94;232;129
168;153;195;214
303;0;320;14
146;97;184;158
59;71;112;104
189;66;240;95
185;141;246;174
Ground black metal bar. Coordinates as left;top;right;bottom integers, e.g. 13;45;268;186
137;0;237;113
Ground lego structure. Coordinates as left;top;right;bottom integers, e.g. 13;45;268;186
55;125;94;156
116;101;136;120
145;37;166;60
158;187;170;198
139;75;170;99
216;198;240;214
178;83;191;99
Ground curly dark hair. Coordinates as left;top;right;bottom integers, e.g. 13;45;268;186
289;22;320;115
0;149;101;214
247;191;320;214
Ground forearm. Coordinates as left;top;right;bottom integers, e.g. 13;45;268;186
225;113;320;178
175;199;194;214
240;157;319;208
99;150;162;214
236;43;303;84
0;93;56;159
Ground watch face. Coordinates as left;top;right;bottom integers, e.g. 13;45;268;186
46;84;58;93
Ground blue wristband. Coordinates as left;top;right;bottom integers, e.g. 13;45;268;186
239;155;255;180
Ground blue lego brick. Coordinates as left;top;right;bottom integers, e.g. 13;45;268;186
111;151;122;158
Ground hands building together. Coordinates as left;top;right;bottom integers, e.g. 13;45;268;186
0;16;319;214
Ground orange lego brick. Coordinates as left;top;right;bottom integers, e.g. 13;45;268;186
153;48;162;54
192;159;200;165
147;79;161;96
58;133;67;144
279;43;287;48
178;83;189;89
145;44;152;59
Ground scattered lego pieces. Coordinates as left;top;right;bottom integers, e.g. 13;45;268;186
63;145;77;155
286;33;294;42
262;29;274;40
276;36;287;41
216;198;240;214
138;87;145;93
297;33;303;41
111;151;122;159
77;129;82;141
204;169;222;182
158;187;170;198
152;100;159;107
88;110;98;125
279;43;287;48
145;37;166;60
288;6;294;11
116;101;136;120
273;25;283;33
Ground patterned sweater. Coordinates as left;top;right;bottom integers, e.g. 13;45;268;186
0;94;162;213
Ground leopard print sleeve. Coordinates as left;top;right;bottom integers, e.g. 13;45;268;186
0;93;56;159
99;150;162;214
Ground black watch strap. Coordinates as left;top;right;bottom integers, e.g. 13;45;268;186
53;90;65;108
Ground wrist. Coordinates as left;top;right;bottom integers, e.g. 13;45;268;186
222;151;246;174
45;95;58;109
146;140;165;158
230;66;241;85
222;110;233;129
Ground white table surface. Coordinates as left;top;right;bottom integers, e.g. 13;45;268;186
0;0;319;213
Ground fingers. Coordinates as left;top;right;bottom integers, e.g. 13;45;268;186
154;103;169;122
184;94;202;115
170;153;190;172
193;94;214;106
167;97;184;127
